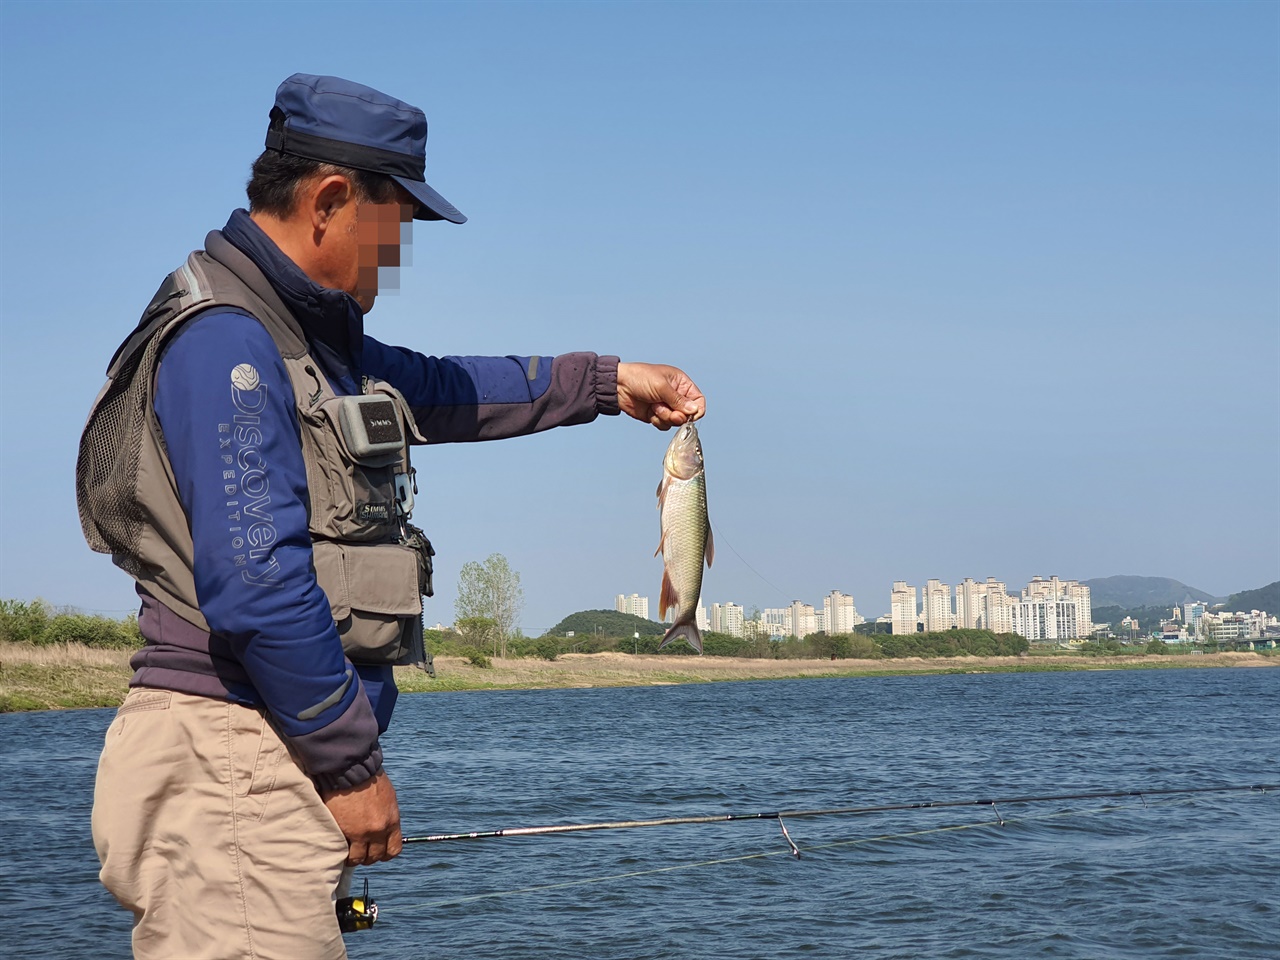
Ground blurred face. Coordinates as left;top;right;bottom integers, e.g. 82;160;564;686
351;198;415;312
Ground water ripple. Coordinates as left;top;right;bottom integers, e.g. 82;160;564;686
1;670;1276;958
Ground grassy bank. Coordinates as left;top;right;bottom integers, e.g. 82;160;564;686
1;643;1273;712
393;650;1277;693
0;642;137;711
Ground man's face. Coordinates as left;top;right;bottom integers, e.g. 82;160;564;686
351;199;415;312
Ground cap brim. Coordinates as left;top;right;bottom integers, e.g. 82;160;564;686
393;176;466;224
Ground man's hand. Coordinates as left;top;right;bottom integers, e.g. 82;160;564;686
617;362;706;429
321;768;403;866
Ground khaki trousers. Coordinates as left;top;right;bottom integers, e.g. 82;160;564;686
92;688;350;960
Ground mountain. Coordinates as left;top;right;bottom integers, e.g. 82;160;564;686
1224;581;1280;613
1083;576;1220;608
546;609;666;638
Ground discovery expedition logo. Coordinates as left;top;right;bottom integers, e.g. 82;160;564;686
218;363;281;587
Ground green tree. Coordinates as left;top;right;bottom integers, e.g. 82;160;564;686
455;616;499;656
455;554;524;658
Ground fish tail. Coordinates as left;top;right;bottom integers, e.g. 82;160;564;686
659;622;703;655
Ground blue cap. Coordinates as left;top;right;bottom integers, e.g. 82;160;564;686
266;74;466;224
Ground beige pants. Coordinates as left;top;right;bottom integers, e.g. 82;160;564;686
92;688;351;960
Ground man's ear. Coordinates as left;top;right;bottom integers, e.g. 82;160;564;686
310;175;354;233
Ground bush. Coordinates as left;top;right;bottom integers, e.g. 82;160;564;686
528;638;560;661
873;630;1029;659
466;652;493;669
42;613;142;648
0;599;51;644
1145;639;1170;655
1079;639;1126;656
0;599;142;648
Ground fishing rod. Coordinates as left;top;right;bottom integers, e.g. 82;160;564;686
338;785;1275;932
404;783;1278;857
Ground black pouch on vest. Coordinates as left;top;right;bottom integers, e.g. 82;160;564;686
337;395;405;460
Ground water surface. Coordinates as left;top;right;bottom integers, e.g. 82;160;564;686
1;668;1276;958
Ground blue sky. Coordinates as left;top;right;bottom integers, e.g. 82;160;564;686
1;1;1276;629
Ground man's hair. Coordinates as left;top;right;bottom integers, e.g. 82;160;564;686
246;149;400;217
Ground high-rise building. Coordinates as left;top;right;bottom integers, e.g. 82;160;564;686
983;578;1014;633
956;578;987;629
891;581;919;635
1011;577;1091;639
615;593;650;620
922;579;954;632
823;590;864;634
789;600;818;639
1065;581;1092;635
1183;601;1207;638
710;601;745;637
763;607;791;637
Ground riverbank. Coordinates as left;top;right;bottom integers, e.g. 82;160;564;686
394;649;1277;693
6;641;1272;711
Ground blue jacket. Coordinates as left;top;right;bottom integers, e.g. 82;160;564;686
133;209;620;789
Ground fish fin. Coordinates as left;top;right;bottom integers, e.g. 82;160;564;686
659;622;703;655
659;570;677;620
705;524;714;568
654;529;666;558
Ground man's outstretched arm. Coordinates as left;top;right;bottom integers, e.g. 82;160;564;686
363;338;704;441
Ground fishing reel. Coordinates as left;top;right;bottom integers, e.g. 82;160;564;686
336;877;378;933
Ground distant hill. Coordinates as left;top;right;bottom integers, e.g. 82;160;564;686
546;609;666;638
1083;576;1220;608
1225;581;1280;613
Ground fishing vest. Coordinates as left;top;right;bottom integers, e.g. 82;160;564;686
75;230;434;670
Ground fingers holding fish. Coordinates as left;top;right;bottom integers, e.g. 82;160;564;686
618;362;706;429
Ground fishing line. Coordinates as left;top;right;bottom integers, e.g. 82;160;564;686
708;520;797;604
384;794;1219;914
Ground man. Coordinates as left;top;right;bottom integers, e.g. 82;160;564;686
78;74;705;960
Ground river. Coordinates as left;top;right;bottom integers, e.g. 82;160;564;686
1;667;1276;958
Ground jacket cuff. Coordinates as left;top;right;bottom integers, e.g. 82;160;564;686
313;743;383;792
283;677;385;791
595;355;620;416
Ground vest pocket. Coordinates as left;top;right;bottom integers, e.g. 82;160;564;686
313;540;423;665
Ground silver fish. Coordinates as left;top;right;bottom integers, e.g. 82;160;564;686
655;421;713;653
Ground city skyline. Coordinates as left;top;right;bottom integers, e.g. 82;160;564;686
892;575;1094;639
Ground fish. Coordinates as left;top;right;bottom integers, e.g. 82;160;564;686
655;421;713;653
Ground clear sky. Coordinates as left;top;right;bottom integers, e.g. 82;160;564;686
1;1;1276;630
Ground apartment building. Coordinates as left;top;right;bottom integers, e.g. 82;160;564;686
823;590;864;634
891;581;919;635
710;602;745;637
615;593;650;620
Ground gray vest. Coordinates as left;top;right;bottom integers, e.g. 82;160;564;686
76;231;433;669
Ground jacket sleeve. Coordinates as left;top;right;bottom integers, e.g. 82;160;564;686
362;336;620;443
155;308;382;791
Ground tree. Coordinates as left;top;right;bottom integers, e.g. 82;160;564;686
455;554;524;658
455;616;498;656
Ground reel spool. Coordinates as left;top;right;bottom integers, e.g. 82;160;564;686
336;877;378;933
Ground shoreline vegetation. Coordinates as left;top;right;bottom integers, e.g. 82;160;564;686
1;641;1274;713
3;599;1275;712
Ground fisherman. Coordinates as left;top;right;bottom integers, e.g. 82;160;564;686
79;74;705;960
